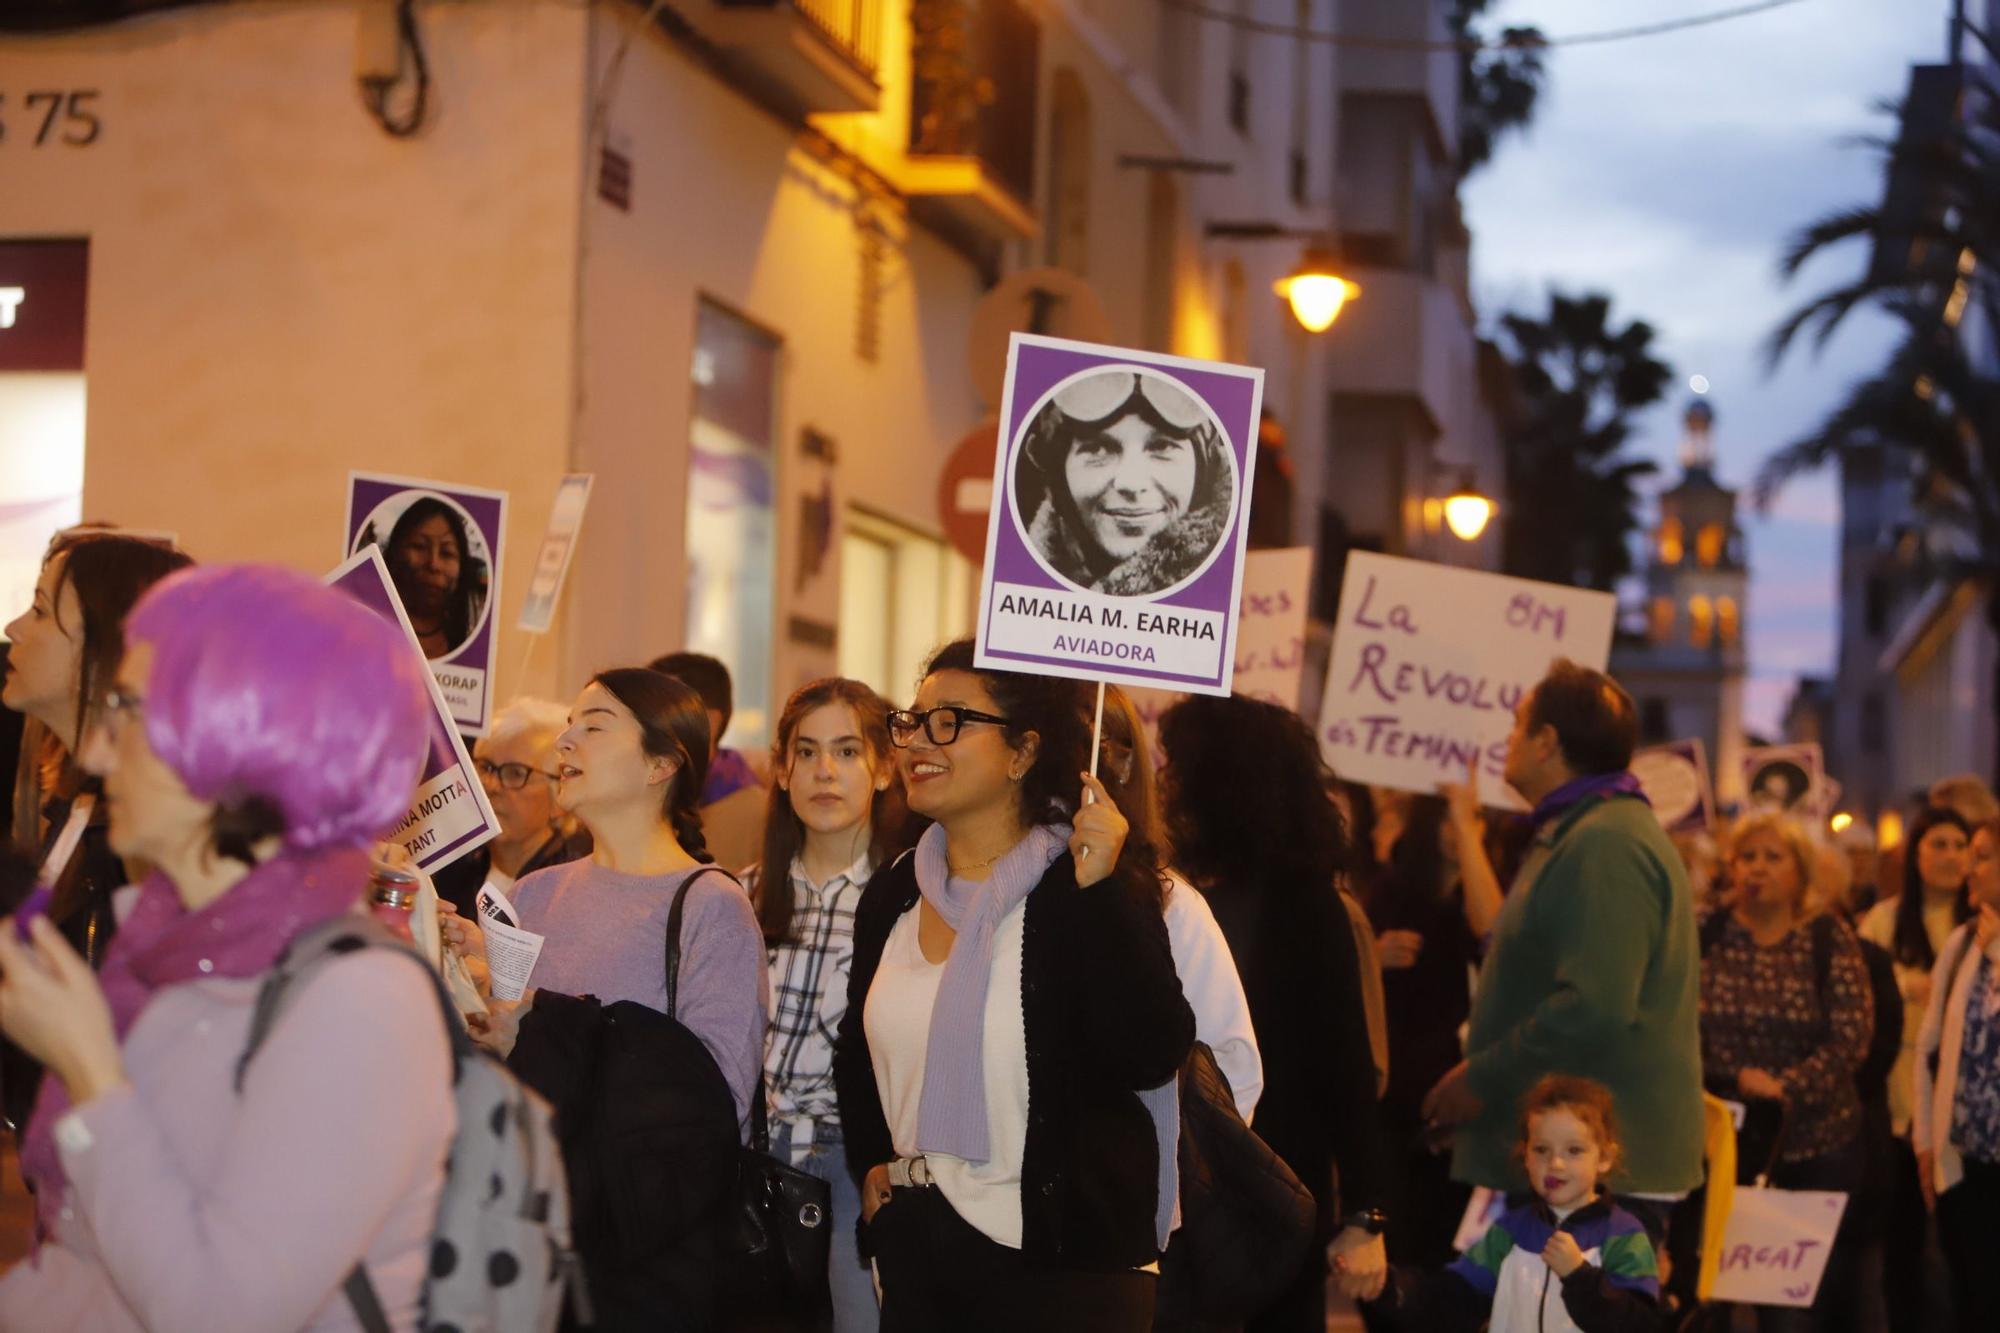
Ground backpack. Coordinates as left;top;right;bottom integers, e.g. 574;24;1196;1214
238;915;577;1333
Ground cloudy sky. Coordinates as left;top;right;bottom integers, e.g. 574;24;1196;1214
1460;0;1953;735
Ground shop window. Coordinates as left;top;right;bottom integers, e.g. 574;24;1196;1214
0;239;89;624
1717;595;1740;646
685;299;779;750
838;508;973;701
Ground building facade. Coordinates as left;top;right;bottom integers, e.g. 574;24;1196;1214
1;0;1502;739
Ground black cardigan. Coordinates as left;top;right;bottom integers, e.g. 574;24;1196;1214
833;848;1195;1272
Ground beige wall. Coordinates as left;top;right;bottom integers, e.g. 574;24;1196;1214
0;2;590;704
569;4;987;718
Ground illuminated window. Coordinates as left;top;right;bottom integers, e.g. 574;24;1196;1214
1696;523;1725;567
1717;596;1739;646
1657;517;1684;565
1649;596;1676;641
1689;595;1713;648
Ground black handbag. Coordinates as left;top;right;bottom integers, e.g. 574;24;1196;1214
1157;1040;1316;1326
663;870;834;1332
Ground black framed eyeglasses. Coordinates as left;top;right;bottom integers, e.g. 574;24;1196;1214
475;759;559;790
887;706;1011;748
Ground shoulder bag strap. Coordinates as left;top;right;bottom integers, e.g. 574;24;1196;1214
663;866;738;1022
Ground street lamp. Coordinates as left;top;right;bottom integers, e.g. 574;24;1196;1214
1441;472;1495;541
1273;247;1360;333
1205;223;1360;333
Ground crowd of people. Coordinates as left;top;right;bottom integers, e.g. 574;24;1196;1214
0;526;1995;1333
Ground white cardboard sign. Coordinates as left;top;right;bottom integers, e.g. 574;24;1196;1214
1710;1187;1849;1308
1317;552;1616;809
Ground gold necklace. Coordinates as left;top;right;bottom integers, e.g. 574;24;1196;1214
948;844;1011;877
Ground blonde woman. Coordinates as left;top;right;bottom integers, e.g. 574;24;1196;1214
1697;812;1873;1331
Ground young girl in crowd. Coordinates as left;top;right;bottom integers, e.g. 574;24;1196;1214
1364;1075;1662;1333
0;565;452;1332
832;640;1192;1331
745;677;910;1333
443;668;767;1332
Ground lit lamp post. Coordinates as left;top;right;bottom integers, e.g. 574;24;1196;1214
1441;473;1495;542
1273;247;1361;333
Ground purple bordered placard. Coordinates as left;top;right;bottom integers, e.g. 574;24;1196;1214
326;547;499;873
345;471;509;735
1631;738;1716;836
974;333;1265;696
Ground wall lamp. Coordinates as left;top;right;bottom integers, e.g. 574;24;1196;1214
1206;222;1360;334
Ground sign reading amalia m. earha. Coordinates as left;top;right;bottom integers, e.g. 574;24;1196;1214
974;333;1264;695
1317;552;1616;809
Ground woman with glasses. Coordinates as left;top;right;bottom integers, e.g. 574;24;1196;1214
1014;369;1236;597
430;697;591;917
745;677;914;1332
832;640;1194;1331
0;564;452;1331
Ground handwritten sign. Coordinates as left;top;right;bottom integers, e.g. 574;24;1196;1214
1632;739;1715;834
518;474;593;633
1318;552;1616;808
326;547;499;873
974;334;1264;695
1125;547;1314;744
346;471;509;735
1710;1187;1848;1308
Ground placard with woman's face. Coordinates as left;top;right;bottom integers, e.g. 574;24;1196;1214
975;335;1264;697
345;473;509;734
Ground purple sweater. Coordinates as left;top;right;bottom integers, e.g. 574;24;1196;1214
0;947;453;1332
512;861;769;1131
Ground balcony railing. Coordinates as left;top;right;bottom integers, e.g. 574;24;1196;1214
909;0;1038;206
717;0;881;78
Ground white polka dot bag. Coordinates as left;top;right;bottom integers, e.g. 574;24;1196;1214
238;916;579;1333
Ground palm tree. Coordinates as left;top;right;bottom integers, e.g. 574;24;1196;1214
1451;0;1547;175
1495;291;1673;590
1759;62;2000;570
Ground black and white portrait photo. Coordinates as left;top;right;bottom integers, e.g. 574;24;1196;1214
1011;368;1236;597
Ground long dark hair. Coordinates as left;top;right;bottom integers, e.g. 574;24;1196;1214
1895;805;1972;969
755;677;911;945
921;639;1166;909
383;496;486;650
590;668;714;863
1157;692;1347;903
49;532;194;752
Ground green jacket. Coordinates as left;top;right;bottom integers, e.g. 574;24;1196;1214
1454;792;1704;1195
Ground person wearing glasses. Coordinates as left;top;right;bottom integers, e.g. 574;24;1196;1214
1014;369;1236;597
832;639;1194;1331
430;697;591;917
0;564;453;1331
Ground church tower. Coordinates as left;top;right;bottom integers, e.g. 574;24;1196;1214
1613;398;1750;797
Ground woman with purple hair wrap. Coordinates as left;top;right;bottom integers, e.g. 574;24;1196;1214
0;564;456;1332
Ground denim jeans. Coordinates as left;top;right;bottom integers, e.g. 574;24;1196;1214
769;1118;879;1333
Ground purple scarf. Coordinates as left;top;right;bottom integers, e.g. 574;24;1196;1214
1529;771;1649;835
21;845;373;1240
913;822;1068;1162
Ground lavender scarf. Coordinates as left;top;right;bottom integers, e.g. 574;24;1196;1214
913;821;1181;1248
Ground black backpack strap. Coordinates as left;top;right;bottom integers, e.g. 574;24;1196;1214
343;1264;392;1333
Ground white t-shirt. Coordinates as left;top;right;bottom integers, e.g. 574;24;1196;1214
863;901;1032;1248
1162;873;1263;1122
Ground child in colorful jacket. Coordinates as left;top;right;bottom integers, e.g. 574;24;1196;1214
1364;1074;1663;1333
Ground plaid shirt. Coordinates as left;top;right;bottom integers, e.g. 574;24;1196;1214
755;853;873;1131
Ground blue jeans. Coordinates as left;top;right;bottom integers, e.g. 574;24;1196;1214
769;1118;879;1333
